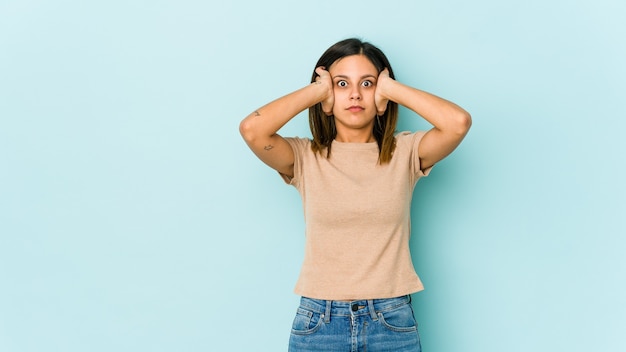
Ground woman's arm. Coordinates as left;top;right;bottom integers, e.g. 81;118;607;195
239;67;333;177
375;69;472;170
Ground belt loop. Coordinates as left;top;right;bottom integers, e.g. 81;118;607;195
367;299;378;321
324;300;331;323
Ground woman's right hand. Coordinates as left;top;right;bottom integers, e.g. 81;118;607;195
315;66;334;116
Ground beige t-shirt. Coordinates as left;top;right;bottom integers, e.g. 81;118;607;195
282;131;432;300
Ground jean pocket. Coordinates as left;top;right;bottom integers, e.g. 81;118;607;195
290;307;324;335
377;304;418;333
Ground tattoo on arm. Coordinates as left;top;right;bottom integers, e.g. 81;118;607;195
252;110;273;151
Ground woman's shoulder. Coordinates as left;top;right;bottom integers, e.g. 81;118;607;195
394;130;427;146
284;135;313;152
285;136;311;144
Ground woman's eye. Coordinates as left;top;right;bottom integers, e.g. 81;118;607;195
362;80;373;87
337;80;348;87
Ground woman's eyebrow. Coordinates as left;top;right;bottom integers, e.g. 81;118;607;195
333;74;377;80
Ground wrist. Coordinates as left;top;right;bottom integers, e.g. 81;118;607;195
378;78;400;101
309;80;332;103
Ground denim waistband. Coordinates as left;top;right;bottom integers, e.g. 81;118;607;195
298;295;412;323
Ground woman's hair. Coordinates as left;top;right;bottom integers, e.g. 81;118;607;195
309;38;399;164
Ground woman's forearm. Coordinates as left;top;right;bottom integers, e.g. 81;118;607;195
381;79;471;135
239;81;328;143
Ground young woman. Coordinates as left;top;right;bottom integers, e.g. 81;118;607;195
239;38;471;352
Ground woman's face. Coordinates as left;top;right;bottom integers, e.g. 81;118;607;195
328;54;379;137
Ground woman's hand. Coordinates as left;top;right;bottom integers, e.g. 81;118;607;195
315;66;334;116
375;68;392;116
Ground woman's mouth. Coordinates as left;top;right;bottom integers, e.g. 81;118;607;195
347;105;364;112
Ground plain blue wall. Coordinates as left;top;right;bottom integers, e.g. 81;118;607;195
1;0;624;351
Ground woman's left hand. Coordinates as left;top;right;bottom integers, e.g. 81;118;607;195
375;68;392;116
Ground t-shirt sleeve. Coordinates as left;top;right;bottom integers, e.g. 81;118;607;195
279;137;308;188
397;131;434;183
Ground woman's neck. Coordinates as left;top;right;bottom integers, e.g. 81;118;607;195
334;129;375;143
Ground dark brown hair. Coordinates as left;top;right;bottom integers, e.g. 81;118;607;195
309;38;399;164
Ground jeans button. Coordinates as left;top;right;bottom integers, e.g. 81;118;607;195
351;303;358;312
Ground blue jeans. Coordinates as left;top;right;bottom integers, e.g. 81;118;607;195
288;295;421;352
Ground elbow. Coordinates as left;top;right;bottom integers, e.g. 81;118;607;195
239;118;257;143
240;115;276;146
454;110;472;136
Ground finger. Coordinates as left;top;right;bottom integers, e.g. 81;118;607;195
322;98;334;116
379;68;390;80
377;100;388;116
315;66;328;76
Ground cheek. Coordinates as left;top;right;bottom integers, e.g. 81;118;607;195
333;87;348;99
362;89;376;105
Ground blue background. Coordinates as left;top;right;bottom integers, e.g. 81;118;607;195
1;0;624;351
